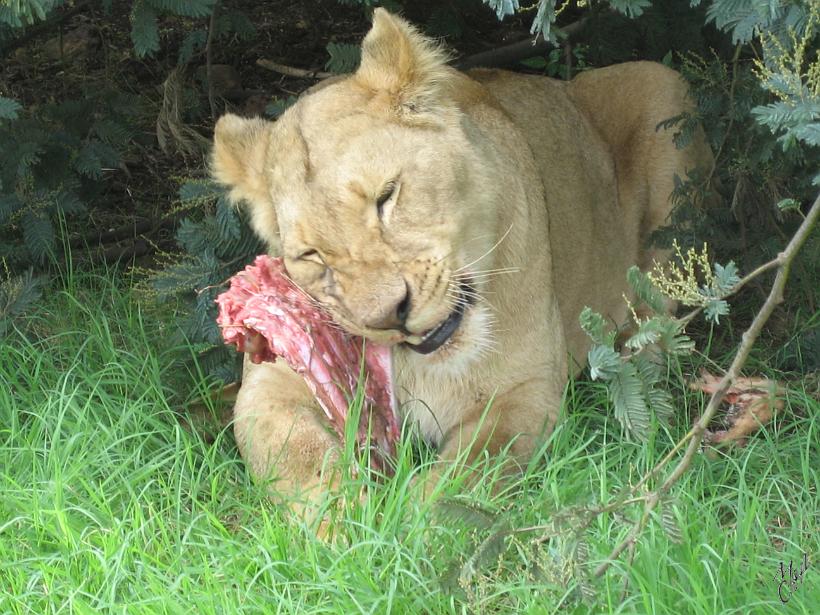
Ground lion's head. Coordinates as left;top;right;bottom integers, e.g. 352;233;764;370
212;9;505;360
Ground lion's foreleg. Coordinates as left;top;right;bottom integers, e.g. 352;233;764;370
429;377;560;493
233;358;340;519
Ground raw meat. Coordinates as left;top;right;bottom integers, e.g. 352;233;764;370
215;255;400;474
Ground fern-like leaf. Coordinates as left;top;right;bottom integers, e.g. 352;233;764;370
0;96;21;120
325;42;361;74
660;501;683;544
73;144;104;179
178;29;207;65
0;193;23;224
610;362;650;439
265;96;297;119
579;306;614;345
131;1;160;58
624;317;665;351
608;0;651;19
179;180;222;205
712;261;740;294
148;0;216;18
627;266;666;313
704;298;730;324
0;268;44;336
657;319;695;355
22;210;55;263
588;344;621;381
435;498;499;529
215;196;241;241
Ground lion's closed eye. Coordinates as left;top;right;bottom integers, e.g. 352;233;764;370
376;180;400;221
297;249;324;265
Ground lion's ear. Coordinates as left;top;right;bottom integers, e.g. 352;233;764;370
211;113;272;209
355;8;450;115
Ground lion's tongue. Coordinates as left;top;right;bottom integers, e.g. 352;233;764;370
363;342;399;454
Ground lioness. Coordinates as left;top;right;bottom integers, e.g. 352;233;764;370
211;9;712;502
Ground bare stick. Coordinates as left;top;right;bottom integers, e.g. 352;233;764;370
256;59;333;79
455;18;586;70
593;192;820;578
206;1;220;121
255;18;587;82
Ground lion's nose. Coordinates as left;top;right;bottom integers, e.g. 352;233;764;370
367;282;411;331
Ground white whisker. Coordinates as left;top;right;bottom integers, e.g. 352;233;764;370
454;223;514;273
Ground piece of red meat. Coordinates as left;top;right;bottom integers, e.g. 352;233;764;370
215;255;399;474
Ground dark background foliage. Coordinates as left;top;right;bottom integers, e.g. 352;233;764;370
1;0;817;382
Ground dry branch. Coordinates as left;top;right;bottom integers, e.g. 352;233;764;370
454;19;586;70
593;191;820;578
256;18;587;82
206;1;220;121
256;59;332;79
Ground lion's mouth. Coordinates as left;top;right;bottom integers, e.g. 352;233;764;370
404;283;476;355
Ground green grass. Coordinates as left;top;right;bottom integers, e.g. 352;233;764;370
0;268;817;614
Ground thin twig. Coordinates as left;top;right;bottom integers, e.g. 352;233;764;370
256;59;333;79
256;18;588;82
593;192;820;579
206;1;220;121
455;18;586;70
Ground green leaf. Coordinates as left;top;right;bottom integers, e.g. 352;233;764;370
178;29;207;65
215;9;256;41
660;501;683;544
22;210;55;263
712;261;740;294
92;118;133;145
193;285;222;344
131;1;160;58
657;318;694;355
458;521;512;588
776;198;801;213
0;268;44;336
609;361;650;439
608;0;651;19
627;265;666;313
704;298;729;324
529;0;556;41
15;141;43;177
325;42;361;74
179;180;221;204
151;251;220;298
587;344;621;381
624;317;664;351
175;217;211;255
148;0;216;18
484;0;520;20
634;354;674;424
520;56;548;70
0;193;24;224
265;96;297;119
216;196;241;241
0;96;22;120
73;145;103;179
435;498;498;529
579;306;613;345
55;190;85;216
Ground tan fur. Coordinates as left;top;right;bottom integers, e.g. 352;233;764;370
210;9;713;509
